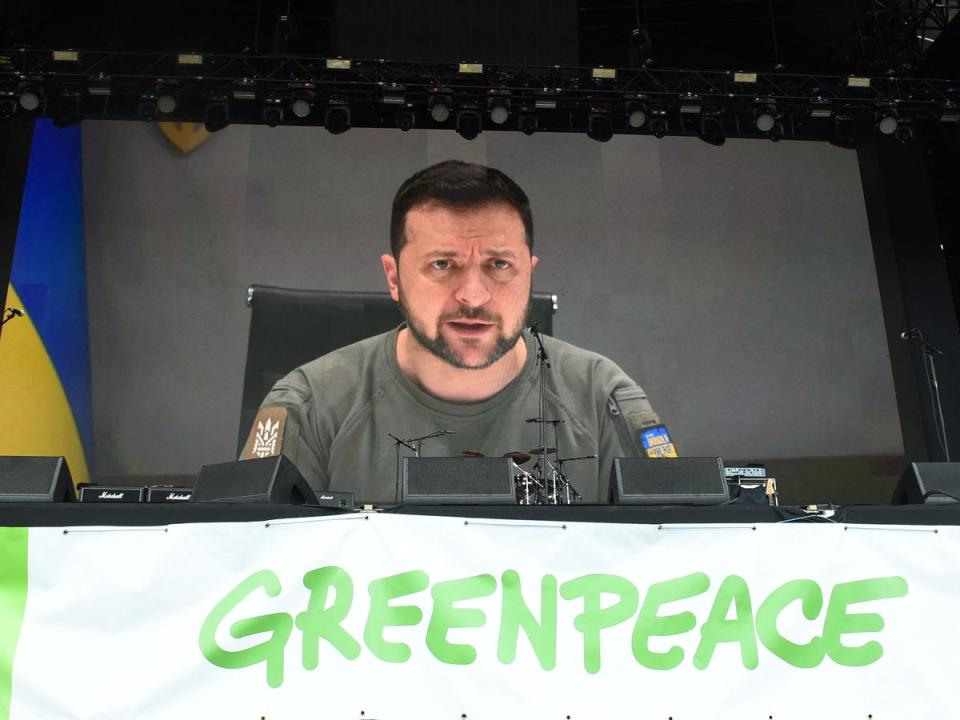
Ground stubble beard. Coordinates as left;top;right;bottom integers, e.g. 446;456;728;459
398;287;529;370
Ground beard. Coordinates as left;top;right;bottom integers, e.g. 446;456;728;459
398;288;529;370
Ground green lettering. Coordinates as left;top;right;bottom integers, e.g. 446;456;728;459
694;575;757;670
296;566;361;667
755;579;826;668
632;572;710;670
497;571;558;670
198;570;292;689
823;576;908;666
560;574;639;674
426;574;497;664
364;570;429;663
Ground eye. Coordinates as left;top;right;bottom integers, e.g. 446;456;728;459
430;259;451;270
490;258;512;270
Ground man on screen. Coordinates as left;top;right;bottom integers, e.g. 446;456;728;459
248;160;674;503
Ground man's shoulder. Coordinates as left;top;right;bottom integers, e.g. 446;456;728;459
263;330;393;408
540;333;629;381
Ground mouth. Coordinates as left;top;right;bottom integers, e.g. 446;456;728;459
445;320;495;336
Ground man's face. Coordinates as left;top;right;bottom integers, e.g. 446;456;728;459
381;202;538;370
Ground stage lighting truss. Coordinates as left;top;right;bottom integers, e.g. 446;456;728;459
1;48;957;143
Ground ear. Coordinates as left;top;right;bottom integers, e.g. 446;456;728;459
381;253;400;302
530;254;539;272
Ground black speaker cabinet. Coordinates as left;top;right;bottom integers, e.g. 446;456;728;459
611;457;728;505
893;462;960;504
0;456;75;502
402;457;517;505
192;455;318;504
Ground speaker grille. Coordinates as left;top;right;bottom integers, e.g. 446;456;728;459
0;456;75;502
611;457;728;505
403;457;516;505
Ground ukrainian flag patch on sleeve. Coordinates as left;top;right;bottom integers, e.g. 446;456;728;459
640;425;678;458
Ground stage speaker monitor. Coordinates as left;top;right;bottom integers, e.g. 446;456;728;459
192;455;318;504
403;457;516;505
892;462;960;505
0;456;75;502
611;457;728;505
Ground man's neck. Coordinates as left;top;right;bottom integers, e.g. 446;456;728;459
395;328;528;403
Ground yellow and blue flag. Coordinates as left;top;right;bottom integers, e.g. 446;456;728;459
0;120;91;486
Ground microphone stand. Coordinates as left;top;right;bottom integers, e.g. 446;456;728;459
528;324;553;502
389;429;455;502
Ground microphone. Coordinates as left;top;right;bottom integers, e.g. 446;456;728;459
900;328;918;340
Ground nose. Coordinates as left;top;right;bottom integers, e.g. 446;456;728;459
453;265;492;308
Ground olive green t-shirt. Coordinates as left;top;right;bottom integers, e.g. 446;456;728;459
260;327;663;504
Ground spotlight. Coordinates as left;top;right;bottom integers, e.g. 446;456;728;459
518;113;537;135
830;115;859;149
203;102;229;133
877;110;899;135
290;95;312;119
489;100;510;125
768;122;784;142
325;106;351;134
895;122;913;143
698;113;725;146
395;109;415;131
587;113;613;142
53;98;81;128
754;105;776;133
429;95;451;123
0;98;16;119
263;106;283;127
137;100;157;122
18;84;42;111
649;112;667;138
156;90;177;114
456;110;481;140
626;104;647;129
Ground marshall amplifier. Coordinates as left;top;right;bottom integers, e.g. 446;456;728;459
146;486;194;503
78;486;146;503
0;456;76;502
314;491;354;509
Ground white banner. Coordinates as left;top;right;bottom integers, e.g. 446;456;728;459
6;513;955;719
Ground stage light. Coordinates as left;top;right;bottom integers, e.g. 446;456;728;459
877;110;899;135
325;58;351;70
518;113;537;135
592;67;616;80
649;112;667;138
0;97;16;119
489;101;510;125
52;50;79;62
940;103;960;123
754;106;776;132
831;114;859;149
459;63;483;74
429;96;451;123
626;104;647;129
137;100;157;122
395;110;415;131
233;89;257;101
768;122;784;142
290;91;313;118
177;53;203;65
809;98;832;118
587;113;613;142
203;102;229;133
87;84;111;97
263;106;283;127
52;95;81;128
680;94;702;114
456;110;481;140
895;121;913;143
17;85;41;111
156;90;177;114
699;113;725;146
325;106;351;134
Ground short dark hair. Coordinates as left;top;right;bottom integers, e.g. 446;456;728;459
390;160;534;257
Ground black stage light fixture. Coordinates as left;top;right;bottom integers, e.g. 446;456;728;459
831;114;859;149
137;99;157;122
17;83;42;111
626;103;647;129
429;95;452;123
456;109;482;140
0;94;17;119
698;112;725;146
489;99;510;125
587;112;613;142
518;112;537;135
52;94;81;128
895;121;914;143
203;102;230;133
395;109;415;131
649;111;668;138
325;105;351;134
754;104;776;133
768;121;784;142
263;105;283;127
